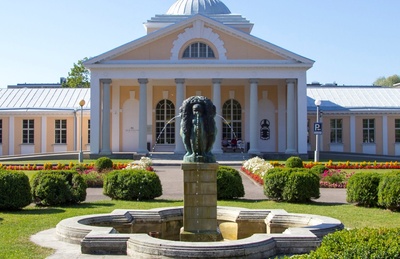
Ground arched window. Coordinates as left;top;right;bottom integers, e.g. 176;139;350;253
222;99;242;140
155;99;175;144
182;42;215;58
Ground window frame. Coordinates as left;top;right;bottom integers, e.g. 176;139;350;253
182;42;215;59
22;119;34;144
55;119;67;144
0;119;2;144
155;99;175;145
330;119;343;143
362;118;375;143
222;99;242;141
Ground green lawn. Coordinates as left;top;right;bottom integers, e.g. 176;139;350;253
0;199;399;259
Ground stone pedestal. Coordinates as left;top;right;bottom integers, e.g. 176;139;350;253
180;163;223;242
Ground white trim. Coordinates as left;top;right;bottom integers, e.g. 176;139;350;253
41;116;46;153
111;85;120;152
170;20;227;61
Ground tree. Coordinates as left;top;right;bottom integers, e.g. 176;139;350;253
373;74;400;87
62;57;90;88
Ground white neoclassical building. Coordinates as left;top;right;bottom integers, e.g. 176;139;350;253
84;0;314;157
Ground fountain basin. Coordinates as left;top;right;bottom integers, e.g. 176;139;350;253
56;206;343;258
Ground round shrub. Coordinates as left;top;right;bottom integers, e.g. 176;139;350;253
103;169;162;200
0;170;32;210
263;168;291;200
282;169;320;202
217;166;244;200
286;156;303;168
346;172;381;207
294;228;400;258
378;171;400;211
31;170;87;206
95;157;113;173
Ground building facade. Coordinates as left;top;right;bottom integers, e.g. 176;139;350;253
2;0;400;159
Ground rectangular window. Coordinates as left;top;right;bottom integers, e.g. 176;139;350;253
23;119;34;144
55;119;67;144
330;119;343;143
0;119;2;144
395;119;400;142
363;119;375;143
88;119;91;144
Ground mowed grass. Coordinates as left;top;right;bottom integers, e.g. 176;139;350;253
1;199;399;259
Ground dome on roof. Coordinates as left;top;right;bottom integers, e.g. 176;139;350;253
167;0;231;15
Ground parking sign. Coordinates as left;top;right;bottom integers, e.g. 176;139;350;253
313;122;322;135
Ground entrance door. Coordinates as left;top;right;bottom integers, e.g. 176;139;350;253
122;98;139;151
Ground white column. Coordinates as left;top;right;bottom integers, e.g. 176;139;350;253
90;77;101;154
138;78;149;154
277;86;286;152
100;79;112;155
9;116;14;155
286;79;296;154
212;78;223;154
111;85;120;152
41;116;46;153
382;115;388;155
350;115;356;153
174;78;185;154
248;79;260;154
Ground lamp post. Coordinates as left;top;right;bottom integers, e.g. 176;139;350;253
78;99;86;163
314;99;321;162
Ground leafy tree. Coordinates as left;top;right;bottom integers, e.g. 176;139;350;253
373;74;400;87
62;57;90;88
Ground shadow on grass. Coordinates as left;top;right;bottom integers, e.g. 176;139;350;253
222;198;348;207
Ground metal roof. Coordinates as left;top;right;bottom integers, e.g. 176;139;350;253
0;88;90;112
167;0;231;15
307;86;400;113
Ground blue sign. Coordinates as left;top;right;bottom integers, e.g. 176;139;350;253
314;122;323;135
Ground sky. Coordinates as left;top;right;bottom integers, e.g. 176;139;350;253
0;0;399;88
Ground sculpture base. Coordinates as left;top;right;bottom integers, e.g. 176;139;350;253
180;228;223;242
181;163;220;242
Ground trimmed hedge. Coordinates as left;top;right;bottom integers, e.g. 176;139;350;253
217;166;244;200
264;168;319;202
103;169;162;200
285;156;303;168
31;170;87;206
377;171;400;211
95;157;113;173
310;164;328;175
0;170;32;210
292;228;400;258
346;172;381;207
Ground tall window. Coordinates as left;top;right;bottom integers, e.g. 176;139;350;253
183;42;215;58
155;99;175;144
22;119;34;144
330;119;343;143
88;119;91;144
0;119;2;144
222;99;242;140
363;119;375;143
55;119;67;144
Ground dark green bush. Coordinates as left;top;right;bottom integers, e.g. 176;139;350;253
282;170;320;202
263;168;290;200
217;166;244;200
378;171;400;211
95;157;113;173
0;170;32;210
264;168;319;202
103;169;162;200
310;164;327;175
292;228;400;259
346;172;381;207
285;156;303;168
31;170;87;206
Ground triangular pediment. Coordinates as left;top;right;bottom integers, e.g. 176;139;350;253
84;14;314;68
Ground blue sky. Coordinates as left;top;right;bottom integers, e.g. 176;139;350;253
0;0;398;87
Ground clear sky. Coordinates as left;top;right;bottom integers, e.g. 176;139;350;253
0;0;399;88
